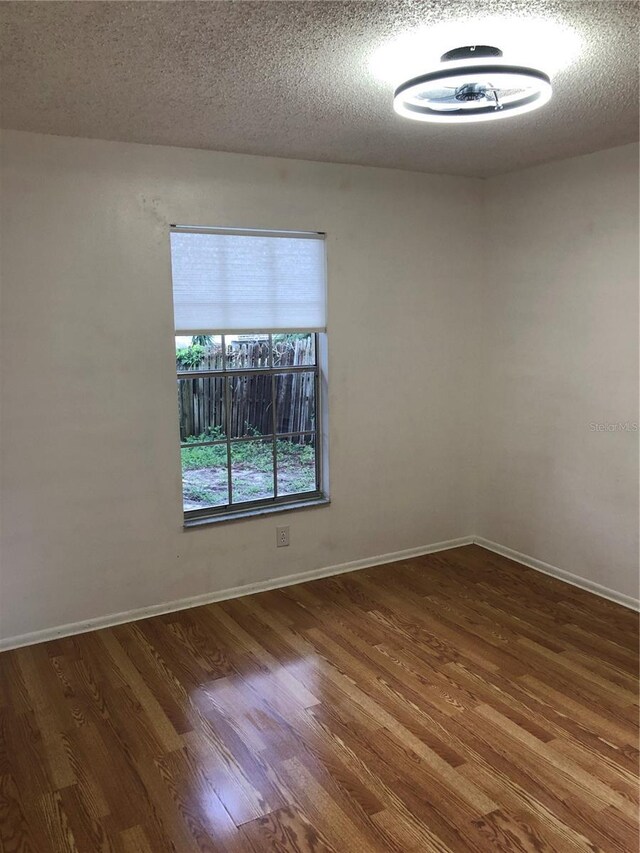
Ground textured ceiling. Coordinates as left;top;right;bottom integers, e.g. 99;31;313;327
0;1;638;177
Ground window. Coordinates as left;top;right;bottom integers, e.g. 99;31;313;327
170;226;327;521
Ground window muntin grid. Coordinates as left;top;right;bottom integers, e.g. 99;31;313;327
178;333;321;519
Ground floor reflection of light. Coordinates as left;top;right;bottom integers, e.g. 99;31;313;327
190;731;265;832
284;656;321;691
198;785;250;838
235;653;319;697
188;654;324;835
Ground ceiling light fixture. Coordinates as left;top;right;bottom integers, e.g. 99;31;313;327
393;44;552;123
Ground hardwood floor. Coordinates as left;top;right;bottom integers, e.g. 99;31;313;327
0;544;638;852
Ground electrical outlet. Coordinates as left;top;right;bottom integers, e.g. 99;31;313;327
276;526;290;547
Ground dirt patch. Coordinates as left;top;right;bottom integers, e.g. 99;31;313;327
183;458;314;510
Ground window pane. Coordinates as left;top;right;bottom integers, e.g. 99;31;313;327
272;333;316;367
225;335;270;370
275;372;315;434
229;374;273;439
176;335;223;371
178;377;226;442
181;444;228;510
276;435;317;496
231;440;274;503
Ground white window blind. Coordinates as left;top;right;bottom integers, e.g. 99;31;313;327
170;227;326;334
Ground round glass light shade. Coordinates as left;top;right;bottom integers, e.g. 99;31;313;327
393;63;552;123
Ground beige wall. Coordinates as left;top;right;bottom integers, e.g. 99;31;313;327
1;132;637;643
0;131;482;641
479;144;639;599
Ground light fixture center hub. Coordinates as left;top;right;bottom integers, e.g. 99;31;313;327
454;83;488;102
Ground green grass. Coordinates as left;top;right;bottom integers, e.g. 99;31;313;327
181;443;227;470
181;431;314;471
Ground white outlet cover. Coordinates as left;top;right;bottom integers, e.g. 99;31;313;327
276;526;290;547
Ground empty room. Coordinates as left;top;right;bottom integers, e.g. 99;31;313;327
0;1;638;851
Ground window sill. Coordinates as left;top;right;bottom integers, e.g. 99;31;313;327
183;496;330;529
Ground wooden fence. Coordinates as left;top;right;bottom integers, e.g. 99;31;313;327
178;338;316;441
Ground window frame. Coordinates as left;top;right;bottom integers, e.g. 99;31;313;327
178;332;325;522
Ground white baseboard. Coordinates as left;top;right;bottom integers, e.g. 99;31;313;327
3;534;635;651
473;537;640;612
0;536;473;652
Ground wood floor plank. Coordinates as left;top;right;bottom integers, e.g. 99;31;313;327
275;756;385;852
98;630;184;753
459;761;607;852
371;807;453;853
57;785;116;853
119;825;153;853
0;773;42;853
475;704;636;818
471;808;569;853
242;805;338;853
40;790;80;853
0;544;637;851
